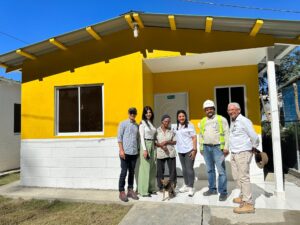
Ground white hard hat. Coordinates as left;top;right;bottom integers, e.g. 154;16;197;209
203;100;215;109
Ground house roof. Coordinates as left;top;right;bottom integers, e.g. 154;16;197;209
0;76;20;85
0;12;300;72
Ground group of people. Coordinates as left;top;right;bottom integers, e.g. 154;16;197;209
117;100;259;214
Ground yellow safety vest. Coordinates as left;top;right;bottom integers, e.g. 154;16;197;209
199;115;225;151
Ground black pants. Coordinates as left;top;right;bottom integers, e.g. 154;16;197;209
157;157;177;189
119;154;138;192
178;151;195;188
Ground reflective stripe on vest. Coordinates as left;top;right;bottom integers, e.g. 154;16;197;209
199;115;225;151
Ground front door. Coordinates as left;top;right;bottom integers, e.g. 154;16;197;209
154;92;189;128
154;92;189;176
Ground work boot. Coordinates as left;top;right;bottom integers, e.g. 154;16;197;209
233;197;243;204
127;189;139;200
233;202;255;214
119;191;129;202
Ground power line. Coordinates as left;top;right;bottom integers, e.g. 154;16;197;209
182;0;300;14
0;31;29;44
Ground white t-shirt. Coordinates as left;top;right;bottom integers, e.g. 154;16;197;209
175;122;196;154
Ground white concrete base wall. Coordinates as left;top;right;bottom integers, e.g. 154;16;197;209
21;137;264;190
0;80;20;172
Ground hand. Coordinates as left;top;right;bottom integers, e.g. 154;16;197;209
119;150;126;160
162;146;169;154
160;141;167;147
223;149;229;157
189;150;197;160
143;150;148;159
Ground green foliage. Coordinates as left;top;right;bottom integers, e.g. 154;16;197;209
276;49;300;87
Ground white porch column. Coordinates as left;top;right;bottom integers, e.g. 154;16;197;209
266;47;284;196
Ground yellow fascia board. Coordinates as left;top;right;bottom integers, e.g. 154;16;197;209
168;15;176;30
133;13;144;29
205;17;213;33
249;19;264;37
0;62;8;68
16;49;37;60
86;26;102;40
125;14;134;29
49;38;68;50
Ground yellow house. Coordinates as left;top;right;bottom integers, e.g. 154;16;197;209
0;12;299;192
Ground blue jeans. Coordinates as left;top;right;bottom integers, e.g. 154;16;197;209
203;145;227;195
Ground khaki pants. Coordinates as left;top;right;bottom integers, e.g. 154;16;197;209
231;151;253;204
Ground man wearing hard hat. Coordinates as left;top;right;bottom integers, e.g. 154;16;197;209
199;100;229;201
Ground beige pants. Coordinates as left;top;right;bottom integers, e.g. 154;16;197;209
231;151;253;204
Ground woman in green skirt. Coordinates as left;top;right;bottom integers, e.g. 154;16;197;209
138;106;157;197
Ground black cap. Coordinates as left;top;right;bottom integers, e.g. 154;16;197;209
128;107;137;115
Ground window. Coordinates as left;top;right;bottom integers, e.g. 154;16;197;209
14;103;21;133
215;86;246;122
56;85;103;134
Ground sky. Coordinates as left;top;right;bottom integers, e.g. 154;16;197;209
1;0;300;81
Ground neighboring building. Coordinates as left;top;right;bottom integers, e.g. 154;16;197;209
0;76;21;172
0;12;299;190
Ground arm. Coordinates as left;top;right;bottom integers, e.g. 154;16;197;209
222;117;230;156
189;135;197;160
244;119;260;149
117;123;126;159
139;122;148;159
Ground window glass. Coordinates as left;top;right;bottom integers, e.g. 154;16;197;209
14;103;21;133
80;86;103;132
58;88;79;132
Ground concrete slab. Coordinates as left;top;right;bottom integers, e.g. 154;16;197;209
119;202;203;225
1;178;300;210
203;206;300;225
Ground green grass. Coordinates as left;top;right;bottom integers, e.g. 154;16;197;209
0;196;131;225
0;173;20;186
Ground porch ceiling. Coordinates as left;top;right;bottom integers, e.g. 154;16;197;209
143;47;267;73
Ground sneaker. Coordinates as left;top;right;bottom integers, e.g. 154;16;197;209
233;197;243;204
219;194;228;201
179;184;189;193
233;202;255;214
127;189;139;200
203;190;218;196
188;187;195;197
119;191;129;202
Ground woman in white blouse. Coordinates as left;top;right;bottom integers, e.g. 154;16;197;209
138;106;157;197
175;110;197;197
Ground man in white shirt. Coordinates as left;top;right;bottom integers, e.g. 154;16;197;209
227;102;259;214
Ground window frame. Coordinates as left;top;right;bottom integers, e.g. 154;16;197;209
214;85;248;117
55;84;104;136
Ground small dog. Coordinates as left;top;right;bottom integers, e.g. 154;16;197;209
161;179;176;201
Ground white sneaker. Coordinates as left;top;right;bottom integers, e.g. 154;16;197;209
179;184;189;193
188;187;194;197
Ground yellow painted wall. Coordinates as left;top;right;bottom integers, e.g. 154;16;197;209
142;62;154;108
153;65;261;133
20;27;270;139
21;52;144;139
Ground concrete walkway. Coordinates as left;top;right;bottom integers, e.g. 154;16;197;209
1;179;300;224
